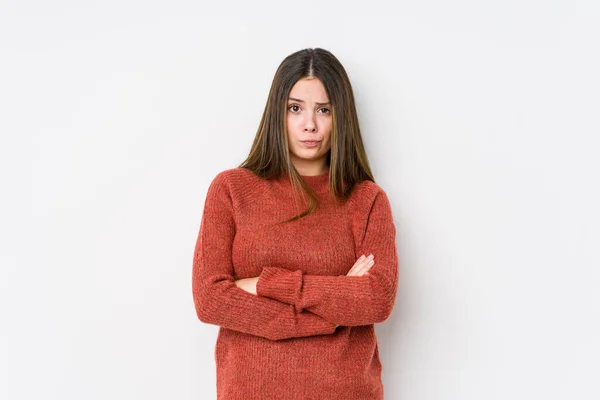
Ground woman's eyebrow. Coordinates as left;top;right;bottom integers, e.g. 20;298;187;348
288;97;331;106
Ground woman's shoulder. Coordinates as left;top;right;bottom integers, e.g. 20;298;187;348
207;167;269;195
346;179;393;214
210;167;261;183
351;179;389;200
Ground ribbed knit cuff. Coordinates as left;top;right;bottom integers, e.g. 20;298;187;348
256;267;303;310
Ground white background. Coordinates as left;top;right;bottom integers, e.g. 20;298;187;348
2;1;599;399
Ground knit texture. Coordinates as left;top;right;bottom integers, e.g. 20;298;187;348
192;166;399;400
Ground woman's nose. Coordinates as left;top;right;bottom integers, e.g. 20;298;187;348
303;112;317;132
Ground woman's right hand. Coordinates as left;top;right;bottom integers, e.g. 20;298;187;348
346;254;374;277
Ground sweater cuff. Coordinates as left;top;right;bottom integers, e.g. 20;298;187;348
256;267;303;310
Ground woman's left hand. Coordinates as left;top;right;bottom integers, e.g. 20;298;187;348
234;277;259;295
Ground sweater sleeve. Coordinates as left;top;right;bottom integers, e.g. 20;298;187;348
192;171;338;341
256;189;399;327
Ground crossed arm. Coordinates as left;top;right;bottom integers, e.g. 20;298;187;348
234;253;374;294
192;173;399;340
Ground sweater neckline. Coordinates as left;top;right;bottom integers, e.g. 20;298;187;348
300;167;330;186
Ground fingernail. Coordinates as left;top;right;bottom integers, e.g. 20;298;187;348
368;254;374;259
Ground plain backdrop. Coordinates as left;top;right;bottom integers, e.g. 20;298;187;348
2;1;599;399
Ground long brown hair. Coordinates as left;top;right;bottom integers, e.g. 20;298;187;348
239;48;374;222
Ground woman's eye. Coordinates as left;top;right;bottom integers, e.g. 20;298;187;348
288;105;330;114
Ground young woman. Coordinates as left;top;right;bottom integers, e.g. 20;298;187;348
192;48;399;399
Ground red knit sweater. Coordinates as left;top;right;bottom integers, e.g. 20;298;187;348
192;166;399;399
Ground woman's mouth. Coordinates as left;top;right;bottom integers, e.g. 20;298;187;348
301;140;320;148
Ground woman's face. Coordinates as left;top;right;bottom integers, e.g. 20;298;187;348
286;77;332;174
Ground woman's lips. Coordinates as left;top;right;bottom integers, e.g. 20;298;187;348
301;140;320;148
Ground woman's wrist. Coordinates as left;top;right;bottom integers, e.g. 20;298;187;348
234;277;259;295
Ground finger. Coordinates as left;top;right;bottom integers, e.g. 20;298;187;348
347;255;366;276
348;254;375;276
349;263;368;277
356;256;375;276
